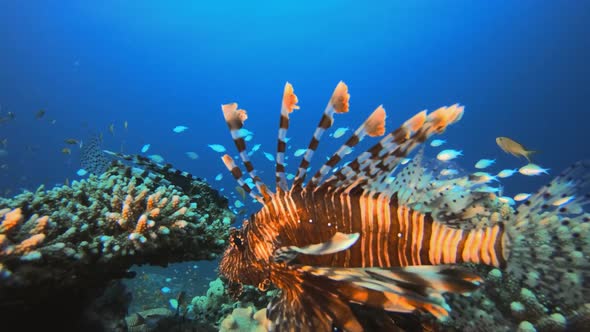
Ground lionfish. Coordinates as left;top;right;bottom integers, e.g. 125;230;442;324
218;82;589;331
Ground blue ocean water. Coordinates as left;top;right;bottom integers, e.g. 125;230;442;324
0;1;588;197
0;0;589;317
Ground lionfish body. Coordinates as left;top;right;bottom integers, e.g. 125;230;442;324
218;82;589;331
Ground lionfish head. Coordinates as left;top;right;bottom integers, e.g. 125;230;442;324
219;223;268;292
219;226;248;282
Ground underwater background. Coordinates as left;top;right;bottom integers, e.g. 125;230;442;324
0;1;589;331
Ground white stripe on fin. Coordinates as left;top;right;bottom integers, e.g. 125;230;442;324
273;232;359;262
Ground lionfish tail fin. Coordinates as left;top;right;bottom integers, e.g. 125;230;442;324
506;159;590;304
319;104;464;192
275;83;300;192
221;103;273;202
291;82;350;191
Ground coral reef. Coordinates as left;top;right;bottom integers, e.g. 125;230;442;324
219;306;269;332
0;164;233;330
186;277;274;330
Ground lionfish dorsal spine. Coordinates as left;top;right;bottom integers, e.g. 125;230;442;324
290;81;350;191
221;154;263;203
318;105;463;192
307;105;387;192
275;83;299;192
221;103;273;202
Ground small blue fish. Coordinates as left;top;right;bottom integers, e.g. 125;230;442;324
497;168;518;178
430;139;446;147
236;128;253;138
76;169;88;176
294;148;306;157
172;125;189;133
498;196;516;205
474;159;495;169
234;200;245;208
148;154;164;163
251;144;262;152
470;172;498;184
552;195;575;207
215;173;223;181
208;144;227;153
437;149;463;161
513;193;531;201
519;163;550;176
332;127;349;138
161;287;171;293
263;152;275;161
141;144;150;153
186;151;199;160
439;169;459;176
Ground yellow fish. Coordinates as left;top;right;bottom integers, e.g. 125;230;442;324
35;109;46;119
64;138;79;145
235;186;246;200
61;148;71;155
496;136;537;162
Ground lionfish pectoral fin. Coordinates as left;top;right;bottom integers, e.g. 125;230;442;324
273;232;359;263
300;265;481;321
269;267;364;332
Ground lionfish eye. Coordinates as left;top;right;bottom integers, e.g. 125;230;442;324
229;228;245;251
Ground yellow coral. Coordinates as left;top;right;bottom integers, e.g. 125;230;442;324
0;208;23;233
134;214;148;234
14;233;45;254
172;195;180;209
147;194;156;211
122;194;133;221
135;189;148;203
157;197;168;209
30;216;49;234
149;208;160;218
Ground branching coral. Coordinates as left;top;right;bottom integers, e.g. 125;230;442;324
0;164;233;329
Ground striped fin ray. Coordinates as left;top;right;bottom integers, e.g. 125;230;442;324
291;81;350;191
318;110;428;191
321;104;463;191
369;105;464;185
306;105;387;192
298;265;481;320
275;82;300;192
267;271;363;331
273;232;359;263
221;154;263;203
221;103;273;202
